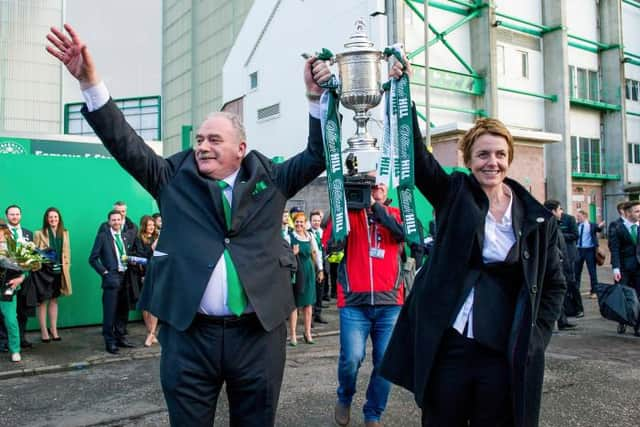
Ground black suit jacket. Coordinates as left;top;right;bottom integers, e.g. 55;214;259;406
608;218;640;273
83;100;325;332
380;108;566;427
88;229;132;289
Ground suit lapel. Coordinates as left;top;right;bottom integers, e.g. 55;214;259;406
230;155;276;232
106;232;118;262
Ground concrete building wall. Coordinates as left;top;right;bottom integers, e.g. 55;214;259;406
224;0;386;160
162;0;253;155
567;0;599;41
569;109;601;137
0;0;62;133
622;2;640;156
496;40;546;130
62;0;161;108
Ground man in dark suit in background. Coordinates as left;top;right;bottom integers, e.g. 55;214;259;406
47;24;330;426
575;209;604;298
549;200;583;318
544;200;576;330
89;210;135;354
608;201;640;336
97;201;138;243
309;209;328;324
0;205;35;351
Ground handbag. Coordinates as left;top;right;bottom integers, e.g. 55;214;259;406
0;268;16;302
595;247;606;266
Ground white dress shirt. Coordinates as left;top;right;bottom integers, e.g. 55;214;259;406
110;228;127;272
452;186;516;338
8;225;25;243
197;169;256;316
578;221;595;248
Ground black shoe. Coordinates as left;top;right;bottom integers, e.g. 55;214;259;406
314;316;328;324
116;339;136;348
322;296;331;302
20;340;33;349
575;311;584;318
0;345;8;353
558;322;576;331
617;324;627;334
331;294;337;299
634;330;640;338
105;344;119;354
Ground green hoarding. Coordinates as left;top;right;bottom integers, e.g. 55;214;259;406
0;153;156;329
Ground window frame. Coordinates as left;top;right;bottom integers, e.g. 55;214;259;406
64;96;161;140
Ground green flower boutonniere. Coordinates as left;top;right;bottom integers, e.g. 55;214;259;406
252;180;268;196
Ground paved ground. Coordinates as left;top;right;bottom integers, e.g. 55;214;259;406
1;264;640;426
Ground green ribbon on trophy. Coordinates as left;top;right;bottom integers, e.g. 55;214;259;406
316;48;350;244
381;46;421;246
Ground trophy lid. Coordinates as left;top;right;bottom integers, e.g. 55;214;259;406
343;18;375;50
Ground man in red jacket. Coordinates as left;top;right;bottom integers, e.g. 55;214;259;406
324;182;404;427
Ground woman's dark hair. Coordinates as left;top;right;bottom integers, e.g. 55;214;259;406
41;207;65;238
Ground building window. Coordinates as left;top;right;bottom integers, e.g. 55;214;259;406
257;103;280;121
569;66;599;101
65;96;161;140
249;72;258;90
629;143;640;164
626;79;639;101
571;135;602;174
517;50;529;79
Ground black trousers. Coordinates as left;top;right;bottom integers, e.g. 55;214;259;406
159;314;287;427
422;329;514;427
575;247;598;293
313;275;325;318
102;273;129;346
329;262;339;298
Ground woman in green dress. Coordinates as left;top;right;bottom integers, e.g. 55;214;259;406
288;212;324;346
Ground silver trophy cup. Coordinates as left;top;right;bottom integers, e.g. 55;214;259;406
332;19;386;172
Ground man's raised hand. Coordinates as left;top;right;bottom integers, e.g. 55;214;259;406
46;24;99;89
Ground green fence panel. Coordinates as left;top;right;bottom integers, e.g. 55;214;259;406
0;154;157;329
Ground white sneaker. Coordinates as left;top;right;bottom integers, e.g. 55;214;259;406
10;353;21;362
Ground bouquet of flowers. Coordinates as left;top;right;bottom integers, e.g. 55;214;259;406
0;236;50;272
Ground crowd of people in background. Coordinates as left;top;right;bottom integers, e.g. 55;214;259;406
0;201;162;361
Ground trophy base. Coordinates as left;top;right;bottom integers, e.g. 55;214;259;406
346;135;378;151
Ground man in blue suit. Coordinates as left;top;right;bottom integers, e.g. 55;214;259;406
575;209;604;298
47;24;330;426
89;210;134;354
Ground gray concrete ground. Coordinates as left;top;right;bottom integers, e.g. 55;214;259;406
1;264;640;426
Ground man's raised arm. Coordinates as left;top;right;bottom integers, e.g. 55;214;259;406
46;24;171;198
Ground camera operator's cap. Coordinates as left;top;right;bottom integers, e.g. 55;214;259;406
289;206;303;216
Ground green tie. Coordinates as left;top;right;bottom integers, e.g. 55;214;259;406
114;232;126;261
11;227;18;241
218;180;247;316
632;224;638;245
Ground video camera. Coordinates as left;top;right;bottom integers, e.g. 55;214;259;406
344;153;376;210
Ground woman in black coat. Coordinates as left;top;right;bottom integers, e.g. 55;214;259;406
380;63;566;427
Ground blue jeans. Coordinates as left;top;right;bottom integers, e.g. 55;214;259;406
337;305;401;423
